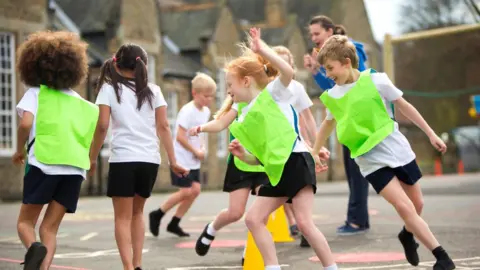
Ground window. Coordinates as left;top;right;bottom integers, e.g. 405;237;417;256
148;55;156;84
216;70;227;157
0;32;16;156
166;91;178;135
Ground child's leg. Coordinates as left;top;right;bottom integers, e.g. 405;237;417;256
213;188;250;230
113;197;134;270
132;195;147;269
17;204;43;249
245;196;286;266
167;182;201;236
291;186;336;267
38;201;66;270
400;182;424;216
149;187;192;236
380;178;439;249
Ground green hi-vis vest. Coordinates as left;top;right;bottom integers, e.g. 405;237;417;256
229;90;298;186
320;69;394;158
30;85;99;170
228;102;265;172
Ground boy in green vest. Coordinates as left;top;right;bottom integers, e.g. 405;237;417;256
311;35;455;270
13;31;99;270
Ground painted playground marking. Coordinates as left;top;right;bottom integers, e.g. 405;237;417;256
311;252;405;263
341;256;480;270
79;232;98;241
165;264;290;270
54;249;149;259
0;257;90;270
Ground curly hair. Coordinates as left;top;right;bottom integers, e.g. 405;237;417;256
17;31;89;89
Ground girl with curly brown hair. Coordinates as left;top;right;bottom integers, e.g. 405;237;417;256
88;43;189;270
14;31;99;270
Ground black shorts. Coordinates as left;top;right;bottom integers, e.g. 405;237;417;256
23;166;83;213
107;162;159;198
223;157;268;194
365;159;423;194
258;152;317;203
171;169;200;188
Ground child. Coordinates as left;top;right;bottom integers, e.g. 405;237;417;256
149;73;215;238
190;45;329;258
89;44;188;270
228;28;337;270
312;35;455;270
14;31;99;270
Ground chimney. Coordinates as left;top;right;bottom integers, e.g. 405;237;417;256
265;0;286;27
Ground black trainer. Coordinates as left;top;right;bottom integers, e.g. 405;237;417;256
299;235;310;248
149;209;164;237
398;229;420;266
23;242;47;270
433;258;456;270
167;223;190;237
195;224;215;256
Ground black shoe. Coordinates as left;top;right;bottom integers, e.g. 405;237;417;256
149;210;163;237
398;229;420;266
134;268;142;270
241;257;244;266
23;242;47;270
299;235;310;248
167;223;190;237
195;224;215;256
433;258;456;270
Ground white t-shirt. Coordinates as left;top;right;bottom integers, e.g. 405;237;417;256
95;82;167;164
16;87;86;178
231;79;313;113
324;73;416;176
237;77;309;153
173;102;211;169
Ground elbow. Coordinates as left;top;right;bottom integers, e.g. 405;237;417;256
157;121;171;135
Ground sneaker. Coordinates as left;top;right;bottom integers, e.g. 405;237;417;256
398;229;420;266
433;258;456;270
289;224;299;236
149;210;163;237
336;222;369;236
299;235;310;248
23;242;47;270
167;223;190;237
134;268;142;270
195;224;215;256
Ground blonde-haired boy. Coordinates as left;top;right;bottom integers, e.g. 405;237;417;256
149;72;216;238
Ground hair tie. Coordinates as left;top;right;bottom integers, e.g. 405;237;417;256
136;57;141;61
112;56;117;62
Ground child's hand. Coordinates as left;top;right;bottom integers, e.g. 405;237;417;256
194;149;205;161
430;134;447;154
319;147;330;161
89;159;97;176
12;151;25;166
188;126;201;136
170;162;189;177
228;139;245;158
249;27;263;53
313;154;328;173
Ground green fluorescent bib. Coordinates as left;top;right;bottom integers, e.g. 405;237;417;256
34;85;99;169
229;90;297;186
320;69;394;158
229;102;265;173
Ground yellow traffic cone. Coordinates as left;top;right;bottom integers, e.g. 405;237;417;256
267;205;294;243
243;231;264;269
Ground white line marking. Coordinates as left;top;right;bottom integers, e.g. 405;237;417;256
80;232;98;241
166;264;289;270
341;256;480;270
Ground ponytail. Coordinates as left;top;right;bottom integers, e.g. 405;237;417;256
334;24;347;36
134;57;154;110
214;95;233;119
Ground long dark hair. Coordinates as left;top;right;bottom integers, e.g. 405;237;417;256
309;15;347;36
96;44;153;110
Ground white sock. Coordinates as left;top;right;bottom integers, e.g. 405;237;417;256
200;222;216;245
265;265;281;270
324;264;338;270
206;222;216;236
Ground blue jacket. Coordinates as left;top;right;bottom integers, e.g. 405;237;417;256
313;40;368;91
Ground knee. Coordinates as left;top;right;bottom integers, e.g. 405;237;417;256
413;198;424;214
39;221;58;236
179;188;193;199
228;208;245;222
190;186;201;198
244;211;261;231
295;216;313;235
392;200;417;219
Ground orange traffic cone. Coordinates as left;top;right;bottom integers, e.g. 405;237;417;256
434;158;443;176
